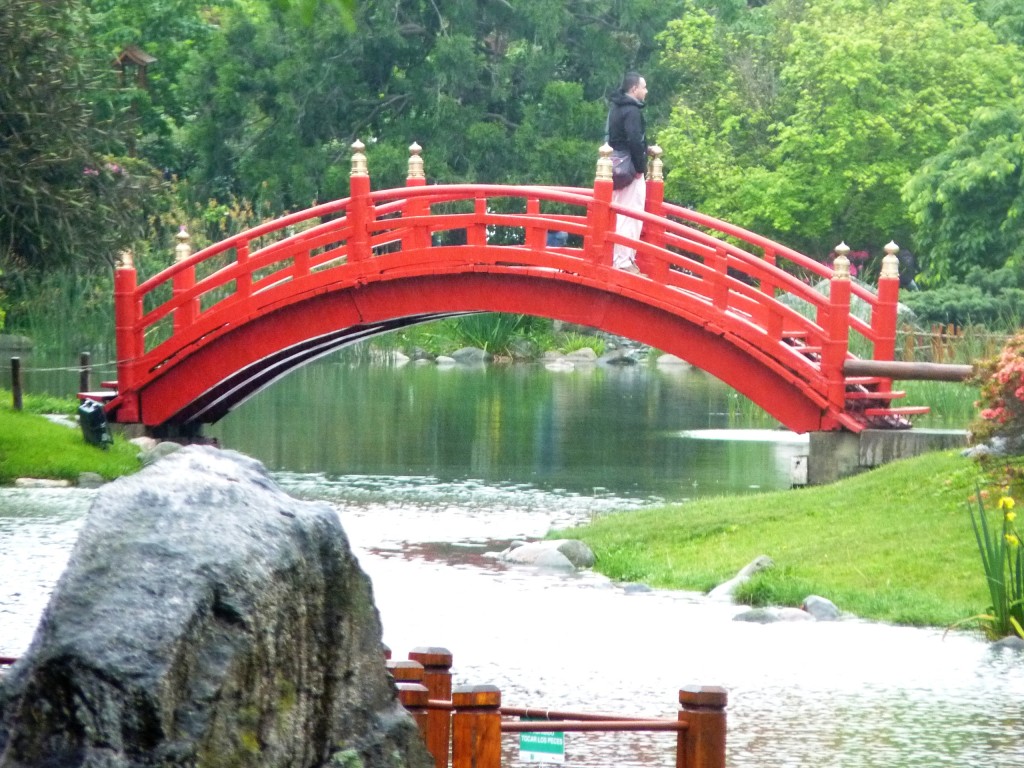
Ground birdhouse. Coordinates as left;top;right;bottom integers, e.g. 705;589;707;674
114;45;157;89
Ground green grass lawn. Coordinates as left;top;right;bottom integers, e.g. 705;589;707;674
551;449;1023;630
0;391;141;484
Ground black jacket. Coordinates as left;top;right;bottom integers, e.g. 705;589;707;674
607;91;647;176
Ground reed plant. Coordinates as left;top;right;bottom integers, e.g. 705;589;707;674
963;488;1023;639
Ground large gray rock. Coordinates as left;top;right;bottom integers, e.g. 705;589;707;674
499;539;596;570
0;446;431;768
707;555;774;601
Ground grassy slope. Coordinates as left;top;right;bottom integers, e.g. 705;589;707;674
0;402;140;484
551;450;1019;629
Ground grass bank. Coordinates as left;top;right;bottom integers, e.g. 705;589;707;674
0;390;141;485
551;450;1022;630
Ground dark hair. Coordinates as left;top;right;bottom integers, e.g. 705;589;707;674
620;71;644;93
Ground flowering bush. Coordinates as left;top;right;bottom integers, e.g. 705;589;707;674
969;331;1024;448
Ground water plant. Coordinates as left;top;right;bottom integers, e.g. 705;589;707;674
964;486;1023;639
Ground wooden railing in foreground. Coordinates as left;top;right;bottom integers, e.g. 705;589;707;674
386;646;727;768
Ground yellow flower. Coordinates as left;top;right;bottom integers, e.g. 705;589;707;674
998;495;1016;511
1008;510;1018;523
1006;533;1020;548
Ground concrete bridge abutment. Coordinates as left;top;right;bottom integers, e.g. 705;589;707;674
805;429;969;486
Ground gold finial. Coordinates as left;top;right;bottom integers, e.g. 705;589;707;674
351;139;368;177
647;145;663;182
174;226;191;263
832;242;850;280
408;142;425;179
596;143;613;182
881;240;900;279
117;248;134;270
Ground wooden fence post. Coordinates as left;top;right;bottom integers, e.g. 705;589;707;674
409;646;453;768
451;684;501;768
677;686;727;768
79;351;91;393
398;682;431;735
11;357;22;411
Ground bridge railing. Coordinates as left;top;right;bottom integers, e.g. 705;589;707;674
112;140;902;423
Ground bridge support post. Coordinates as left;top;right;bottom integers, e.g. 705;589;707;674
404;143;430;253
641;145;669;281
872;241;902;393
173;226;197;333
821;244;852;414
114;249;140;422
586;144;615;267
349;140;374;263
806;429;969;485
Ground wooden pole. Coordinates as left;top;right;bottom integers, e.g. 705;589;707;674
79;351;91;393
843;359;973;382
677;686;727;768
11;357;22;411
451;684;501;768
409;646;453;768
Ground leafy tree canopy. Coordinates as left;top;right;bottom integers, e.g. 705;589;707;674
657;0;1022;262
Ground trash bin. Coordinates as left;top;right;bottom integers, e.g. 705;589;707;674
78;399;112;449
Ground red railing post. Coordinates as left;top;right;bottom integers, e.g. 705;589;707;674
172;226;197;333
451;684;501;768
348;139;373;262
585;143;615;267
641;145;668;281
409;646;453;768
677;686;727;768
113;249;140;421
873;240;902;392
404;143;431;253
821;242;853;413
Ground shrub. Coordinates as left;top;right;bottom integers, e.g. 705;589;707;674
970;331;1024;447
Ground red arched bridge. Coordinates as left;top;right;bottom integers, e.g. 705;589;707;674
99;141;927;438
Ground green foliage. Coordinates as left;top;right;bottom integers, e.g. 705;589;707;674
0;0;166;275
903;97;1024;283
962;486;1023;638
657;0;1023;259
898;267;1024;330
969;331;1024;446
0;402;141;484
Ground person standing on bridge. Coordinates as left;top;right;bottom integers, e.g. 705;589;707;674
606;72;648;275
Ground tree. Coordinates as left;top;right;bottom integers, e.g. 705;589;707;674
655;0;1022;261
0;0;155;275
903;97;1024;283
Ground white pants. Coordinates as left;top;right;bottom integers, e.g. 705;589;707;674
612;175;646;268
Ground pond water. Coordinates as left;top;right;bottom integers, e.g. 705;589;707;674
2;357;1022;767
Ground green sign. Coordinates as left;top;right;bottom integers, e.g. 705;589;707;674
519;728;565;764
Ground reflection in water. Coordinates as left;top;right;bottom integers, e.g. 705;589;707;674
210;360;804;502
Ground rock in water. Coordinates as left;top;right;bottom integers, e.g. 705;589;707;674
0;446;431;768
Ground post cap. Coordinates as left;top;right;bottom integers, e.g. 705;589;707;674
679;685;728;709
407;142;425;179
596;142;613;183
452;684;501;708
409;647;453;667
880;240;900;279
351;139;368;176
831;242;850;280
386;659;424;682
